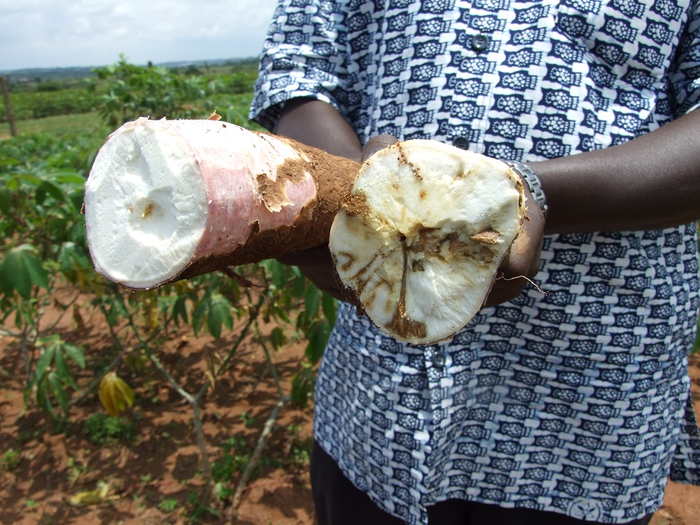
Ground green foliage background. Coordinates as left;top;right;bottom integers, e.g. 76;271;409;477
0;58;333;451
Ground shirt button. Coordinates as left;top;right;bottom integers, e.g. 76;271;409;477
452;136;470;150
471;33;490;53
433;349;446;369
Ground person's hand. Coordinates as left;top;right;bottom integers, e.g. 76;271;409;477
276;135;399;301
483;186;545;307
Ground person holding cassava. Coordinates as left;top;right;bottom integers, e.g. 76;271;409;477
249;1;700;523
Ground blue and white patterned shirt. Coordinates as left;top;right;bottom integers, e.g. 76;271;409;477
250;0;700;523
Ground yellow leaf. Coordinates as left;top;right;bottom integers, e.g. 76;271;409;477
99;372;135;416
67;481;109;507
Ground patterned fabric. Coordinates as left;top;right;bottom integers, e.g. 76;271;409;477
250;0;700;523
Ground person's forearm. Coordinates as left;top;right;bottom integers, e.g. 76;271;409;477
275;98;363;162
533;109;700;235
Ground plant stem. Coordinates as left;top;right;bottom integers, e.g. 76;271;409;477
228;397;285;522
121;301;219;505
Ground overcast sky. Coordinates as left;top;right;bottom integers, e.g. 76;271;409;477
0;0;279;72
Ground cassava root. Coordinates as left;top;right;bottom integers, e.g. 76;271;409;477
84;118;526;344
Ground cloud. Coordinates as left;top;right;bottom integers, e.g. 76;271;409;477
0;0;278;71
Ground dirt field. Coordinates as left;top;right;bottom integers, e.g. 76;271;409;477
1;298;699;525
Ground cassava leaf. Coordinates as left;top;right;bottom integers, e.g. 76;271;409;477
270;327;285;350
53;348;79;390
48;371;70;415
270;260;287;289
305;321;331;364
33;345;56;384
0;188;11;214
99;372;135;417
304;285;320;317
322;292;337;324
207;295;233;339
62;342;85;369
35;378;56;418
36;180;65;205
172;296;189;326
0;245;48;298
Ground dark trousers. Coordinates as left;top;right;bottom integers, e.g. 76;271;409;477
310;441;655;525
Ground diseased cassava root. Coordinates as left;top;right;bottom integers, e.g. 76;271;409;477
329;140;526;344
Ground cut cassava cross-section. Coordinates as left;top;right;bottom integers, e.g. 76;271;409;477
329;140;526;345
83;117;359;289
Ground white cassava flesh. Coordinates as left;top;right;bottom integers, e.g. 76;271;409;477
329;140;526;345
84;117;359;289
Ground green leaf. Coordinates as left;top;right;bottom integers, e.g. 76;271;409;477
36;180;65;205
270;260;287;289
54;348;79;390
290;369;314;408
173;296;189;326
16;172;43;185
24;256;49;291
270;327;285;350
207;295;233;339
48;371;70;415
272;304;291;324
106;294;129;326
0;245;48;298
57;242;91;273
52;171;86;186
322;292;337;324
292;272;307;298
192;301;207;336
304;285;320;317
68;190;85;213
305;321;330;364
35;378;56;418
33;345;56;384
0;188;11;214
0;250;30;298
62;342;86;369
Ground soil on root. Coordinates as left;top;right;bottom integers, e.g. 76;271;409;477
1;294;700;525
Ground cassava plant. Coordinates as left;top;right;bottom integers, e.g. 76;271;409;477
0;64;337;513
0;131;102;417
89;56;223;128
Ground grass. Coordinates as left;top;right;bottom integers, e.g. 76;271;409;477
0;111;107;140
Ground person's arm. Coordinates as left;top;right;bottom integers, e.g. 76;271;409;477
534;108;700;234
275;98;363;162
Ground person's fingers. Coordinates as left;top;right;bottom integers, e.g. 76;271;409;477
483;188;546;307
362;135;398;162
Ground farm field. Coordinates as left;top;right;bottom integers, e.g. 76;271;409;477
1;59;700;525
3;331;700;524
0;112;106;141
0;291;316;525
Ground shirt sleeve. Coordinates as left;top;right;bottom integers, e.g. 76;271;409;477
670;0;700;116
248;0;353;131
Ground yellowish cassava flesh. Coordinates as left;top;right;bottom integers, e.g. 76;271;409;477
329;140;526;345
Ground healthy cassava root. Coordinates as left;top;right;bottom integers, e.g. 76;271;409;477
84;118;525;344
83;117;359;289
